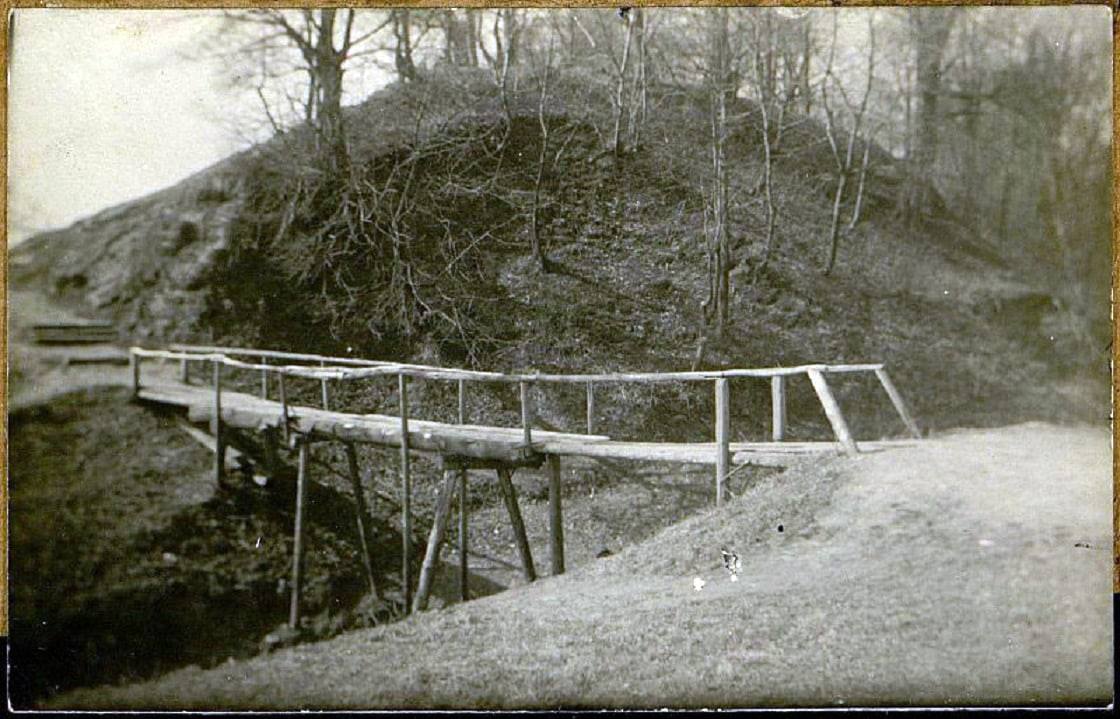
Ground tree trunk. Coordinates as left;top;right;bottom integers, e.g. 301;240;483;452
626;8;648;151
824;172;847;276
611;12;636;156
906;10;955;226
708;8;732;335
314;9;348;175
465;9;479;67
530;46;553;271
847;131;873;233
393;9;417;83
800;18;812;115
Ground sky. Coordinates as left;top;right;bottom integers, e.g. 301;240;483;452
6;9;416;245
7;10;245;244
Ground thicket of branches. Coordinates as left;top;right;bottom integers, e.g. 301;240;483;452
207;7;1110;364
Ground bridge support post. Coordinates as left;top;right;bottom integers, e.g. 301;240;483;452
548;455;565;575
458;470;469;602
806;369;859;455
345;442;379;600
289;437;310;630
496;467;536;582
456;381;469;603
771;376;787;441
714;378;730;506
413;470;460;612
398;373;413;613
262;427;281;480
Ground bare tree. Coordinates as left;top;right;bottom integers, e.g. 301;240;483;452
702;7;735;336
215;9;391;172
529;40;556;271
820;12;877;275
746;10;809;276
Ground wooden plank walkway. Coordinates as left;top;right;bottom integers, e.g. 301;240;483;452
140;380;913;468
140;381;612;466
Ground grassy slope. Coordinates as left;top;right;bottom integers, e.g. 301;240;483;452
52;423;1112;709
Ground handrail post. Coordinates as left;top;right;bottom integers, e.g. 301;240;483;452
278;371;291;444
398;372;413;613
520;381;533;446
771;375;787;441
586;381;595;435
320;360;330;410
874;368;921;439
714;378;730;506
129;349;140;396
806;368;859;455
260;356;269;399
179;354;189;384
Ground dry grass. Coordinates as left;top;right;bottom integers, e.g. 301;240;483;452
50;423;1112;710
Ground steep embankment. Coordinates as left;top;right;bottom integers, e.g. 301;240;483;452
10;152;247;341
11;71;1103;440
52;423;1113;709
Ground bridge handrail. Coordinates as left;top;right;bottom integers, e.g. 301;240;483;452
158;343;883;384
129;343;921;507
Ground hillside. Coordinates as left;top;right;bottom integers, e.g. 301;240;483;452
51;423;1113;708
11;69;1106;441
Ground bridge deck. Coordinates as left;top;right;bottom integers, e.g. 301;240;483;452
139;381;914;468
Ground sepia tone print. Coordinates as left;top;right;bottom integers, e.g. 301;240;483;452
4;5;1113;709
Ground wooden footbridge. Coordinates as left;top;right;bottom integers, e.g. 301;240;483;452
128;344;921;625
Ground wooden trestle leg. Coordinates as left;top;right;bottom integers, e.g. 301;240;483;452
497;467;536;582
289;437;310;629
345;442;380;600
413;469;460;612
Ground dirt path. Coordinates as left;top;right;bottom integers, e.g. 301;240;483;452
52;422;1112;709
